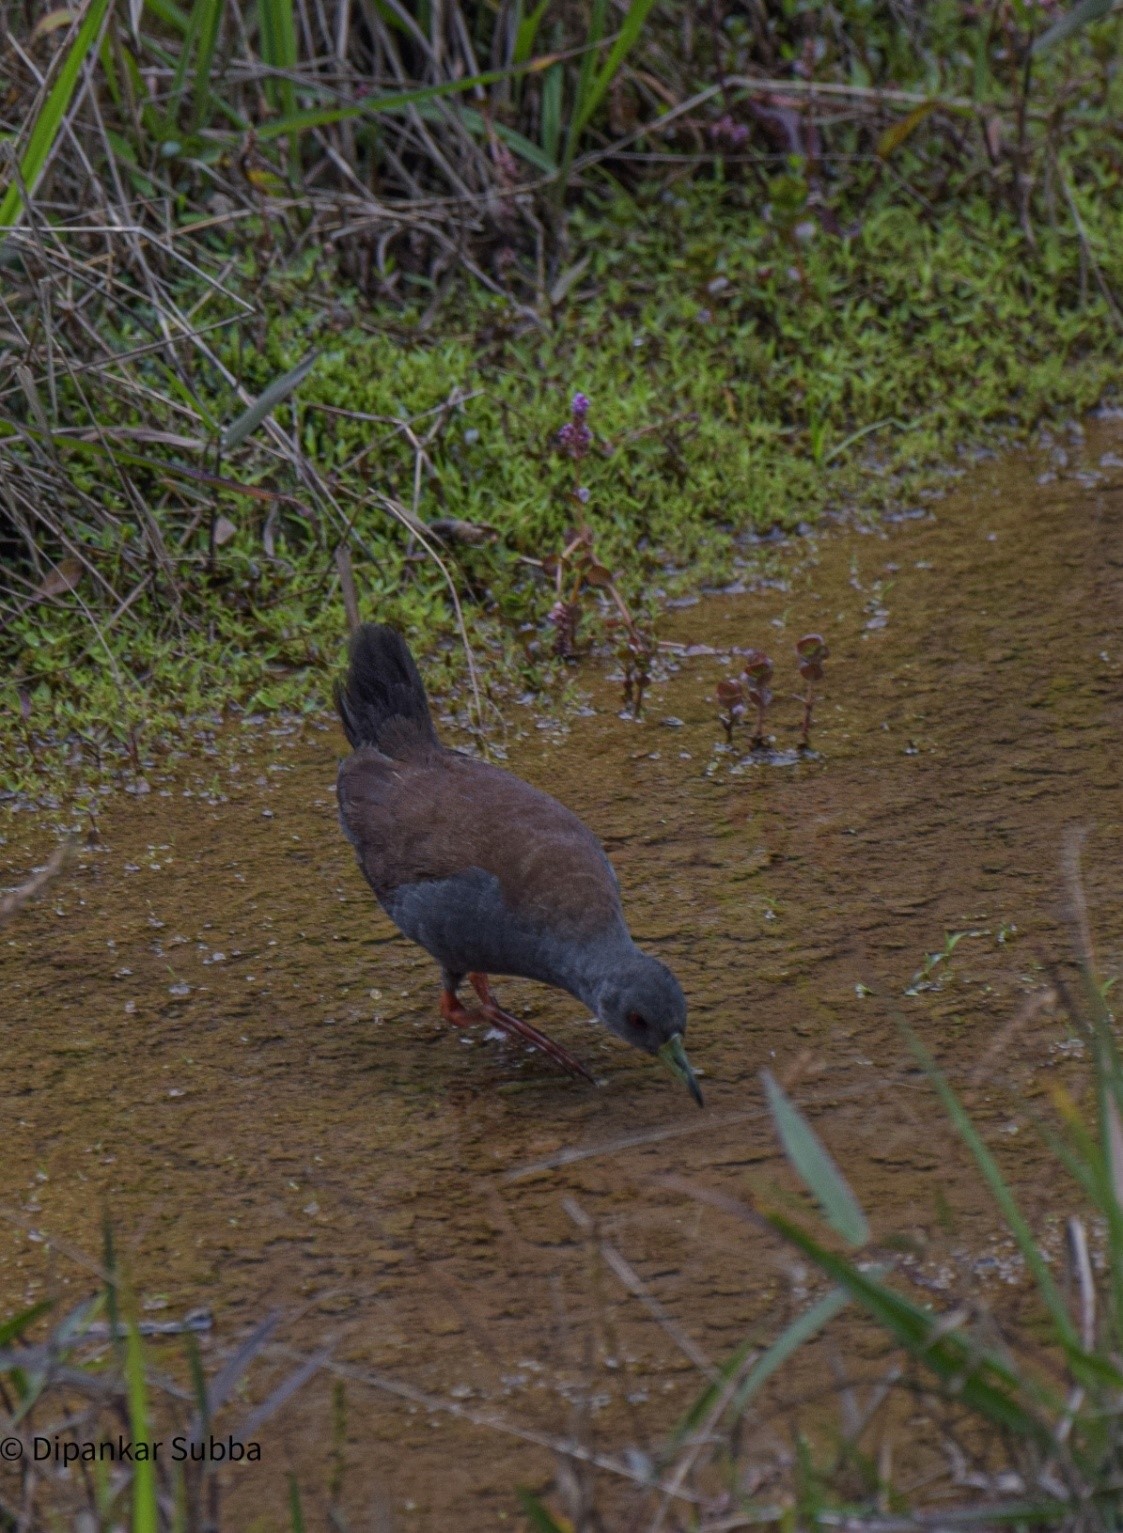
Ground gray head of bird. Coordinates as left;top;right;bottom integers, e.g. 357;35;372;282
592;952;702;1107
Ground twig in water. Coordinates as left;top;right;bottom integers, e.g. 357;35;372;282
0;842;73;929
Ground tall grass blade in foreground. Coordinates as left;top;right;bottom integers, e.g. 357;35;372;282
259;0;298;119
558;0;661;186
762;1070;870;1248
0;0;112;232
125;1317;159;1533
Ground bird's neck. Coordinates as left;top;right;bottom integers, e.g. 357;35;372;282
561;929;643;1017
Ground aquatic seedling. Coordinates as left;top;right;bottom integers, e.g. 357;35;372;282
543;528;596;659
545;391;656;716
716;676;745;745
742;649;774;748
794;633;829;749
542;532;655;716
614;613;656;720
713;650;774;750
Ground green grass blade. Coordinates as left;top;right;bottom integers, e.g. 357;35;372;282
253;63;552;142
143;0;191;34
727;1286;850;1420
1033;0;1115;53
1077;961;1123;1341
191;0;225;129
165;0;203;128
0;0;112;232
446;104;557;173
669;1332;758;1447
763;1070;870;1248
569;0;660;145
904;1026;1083;1355
102;1211;122;1361
516;1489;568;1532
766;1209;1055;1438
165;0;224;131
125;1320;158;1533
513;0;551;67
259;0;298;117
571;0;607;138
0;1300;52;1349
288;1473;306;1533
221;350;318;452
540;62;563;163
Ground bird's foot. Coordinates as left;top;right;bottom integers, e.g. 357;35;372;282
440;988;484;1029
468;973;595;1084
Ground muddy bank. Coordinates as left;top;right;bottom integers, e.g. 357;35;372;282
1;423;1121;1526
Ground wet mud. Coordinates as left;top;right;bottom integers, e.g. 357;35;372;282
2;422;1121;1526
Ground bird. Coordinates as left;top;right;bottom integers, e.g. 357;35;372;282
334;622;702;1105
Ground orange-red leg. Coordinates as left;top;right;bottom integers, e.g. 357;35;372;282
440;987;481;1028
466;972;595;1083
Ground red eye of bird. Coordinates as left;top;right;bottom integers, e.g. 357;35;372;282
628;1011;648;1033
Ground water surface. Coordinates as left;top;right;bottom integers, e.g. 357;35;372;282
2;423;1121;1525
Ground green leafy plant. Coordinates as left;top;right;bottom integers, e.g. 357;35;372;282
0;0;112;232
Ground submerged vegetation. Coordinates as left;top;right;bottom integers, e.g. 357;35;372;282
2;1;1123;791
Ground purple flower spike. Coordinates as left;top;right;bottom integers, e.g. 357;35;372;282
571;392;590;420
558;417;592;461
576;486;590;503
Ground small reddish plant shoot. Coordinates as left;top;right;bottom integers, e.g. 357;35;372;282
716;677;745;745
742;649;774;748
714;639;829;756
794;633;829;749
545;391;655;718
713;650;773;750
543;528;597;660
543;531;655;717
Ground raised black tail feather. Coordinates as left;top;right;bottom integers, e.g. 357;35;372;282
335;623;440;759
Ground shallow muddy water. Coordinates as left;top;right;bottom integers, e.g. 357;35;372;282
2;423;1122;1526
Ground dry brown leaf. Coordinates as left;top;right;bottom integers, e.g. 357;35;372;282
31;9;76;43
428;518;499;546
36;556;84;599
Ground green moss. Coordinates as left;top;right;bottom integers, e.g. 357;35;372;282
4;178;1122;797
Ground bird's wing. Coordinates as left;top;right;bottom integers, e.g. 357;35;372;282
336;748;624;942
